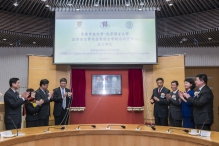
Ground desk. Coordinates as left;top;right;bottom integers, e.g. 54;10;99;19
0;124;219;146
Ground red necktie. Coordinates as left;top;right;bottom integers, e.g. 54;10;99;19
158;88;161;94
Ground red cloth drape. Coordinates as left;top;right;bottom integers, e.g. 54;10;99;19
71;69;86;107
128;69;144;107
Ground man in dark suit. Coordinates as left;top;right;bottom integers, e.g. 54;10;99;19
4;78;28;130
184;74;214;130
53;78;72;125
35;79;53;126
166;80;182;127
150;78;170;126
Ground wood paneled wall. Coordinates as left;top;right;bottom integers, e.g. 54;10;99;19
28;56;71;126
185;67;219;131
143;55;185;124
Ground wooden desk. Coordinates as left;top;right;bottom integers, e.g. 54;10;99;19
0;124;219;146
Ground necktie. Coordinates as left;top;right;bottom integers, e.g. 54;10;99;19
15;91;19;99
62;88;66;109
158;88;161;94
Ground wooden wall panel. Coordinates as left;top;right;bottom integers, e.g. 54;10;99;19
143;55;185;124
185;67;219;131
28;56;70;126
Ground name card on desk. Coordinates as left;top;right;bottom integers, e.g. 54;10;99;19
200;130;211;137
0;131;12;137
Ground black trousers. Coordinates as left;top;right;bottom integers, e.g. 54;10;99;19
155;116;168;126
169;115;182;127
26;120;39;128
196;124;211;130
5;123;21;130
38;116;49;126
54;108;69;125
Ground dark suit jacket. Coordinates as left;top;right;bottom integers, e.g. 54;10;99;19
53;87;71;117
4;88;24;125
35;88;51;120
151;87;170;117
25;101;40;121
168;90;182;120
187;85;214;125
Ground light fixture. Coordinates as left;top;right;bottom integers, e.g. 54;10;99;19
67;1;73;6
208;38;212;40
10;44;13;46
33;42;36;44
76;8;80;10
180;41;183;44
3;38;7;41
182;38;188;41
168;3;173;6
45;4;50;7
13;1;19;7
166;0;171;2
125;1;130;7
139;8;142;10
41;0;47;2
140;2;144;6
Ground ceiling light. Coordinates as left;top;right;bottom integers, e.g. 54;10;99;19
3;38;7;41
76;8;80;11
33;42;36;44
139;8;142;10
45;4;50;7
140;2;144;6
168;3;173;6
41;0;47;2
166;0;171;2
67;1;73;6
180;41;183;44
13;1;19;7
208;38;212;40
182;38;188;41
94;3;99;7
125;1;130;7
10;44;13;46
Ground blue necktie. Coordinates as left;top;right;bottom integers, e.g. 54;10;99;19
62;88;66;109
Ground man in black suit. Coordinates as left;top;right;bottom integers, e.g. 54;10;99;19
4;78;28;130
184;74;214;130
53;78;72;125
166;80;182;127
35;79;53;126
150;78;170;126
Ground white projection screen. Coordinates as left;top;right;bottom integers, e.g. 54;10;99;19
54;11;157;64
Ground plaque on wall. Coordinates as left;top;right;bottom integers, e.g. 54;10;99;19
92;75;122;95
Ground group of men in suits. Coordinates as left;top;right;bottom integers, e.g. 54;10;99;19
150;74;214;130
3;77;72;130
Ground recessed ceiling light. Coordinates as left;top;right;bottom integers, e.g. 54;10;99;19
94;3;99;7
166;0;171;2
45;4;50;7
3;38;7;41
168;3;173;6
180;41;183;44
182;38;188;41
67;1;73;6
139;8;142;10
41;0;47;2
208;38;212;40
140;2;144;6
125;2;130;7
33;42;36;44
10;44;13;46
13;2;19;7
76;8;80;10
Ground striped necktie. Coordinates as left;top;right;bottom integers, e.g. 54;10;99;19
62;88;66;109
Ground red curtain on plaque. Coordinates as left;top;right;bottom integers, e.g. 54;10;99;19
71;69;86;111
127;69;144;111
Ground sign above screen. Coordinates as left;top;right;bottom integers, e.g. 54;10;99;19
54;11;157;64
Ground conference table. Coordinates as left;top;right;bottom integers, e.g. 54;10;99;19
0;124;219;146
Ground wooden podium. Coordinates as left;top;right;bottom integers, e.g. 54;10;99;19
0;124;219;146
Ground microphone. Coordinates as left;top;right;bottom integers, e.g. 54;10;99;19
106;125;126;130
199;119;209;137
150;125;156;130
135;124;145;130
7;116;18;136
75;125;96;130
44;126;66;132
167;128;189;133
